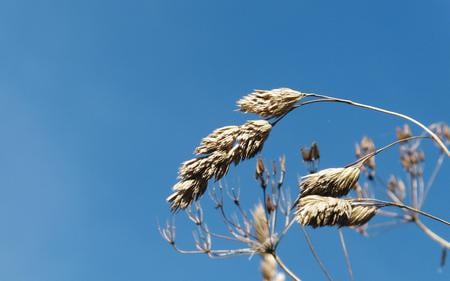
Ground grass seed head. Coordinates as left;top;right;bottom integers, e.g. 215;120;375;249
297;166;360;199
237;88;305;118
295;195;352;228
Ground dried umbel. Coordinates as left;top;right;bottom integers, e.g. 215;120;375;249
387;175;406;202
295;195;352;228
237;88;305;118
168;120;272;211
297;166;360;199
295;195;378;228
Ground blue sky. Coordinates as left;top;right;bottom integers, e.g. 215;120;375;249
0;0;449;280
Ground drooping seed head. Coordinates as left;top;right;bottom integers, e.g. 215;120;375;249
295;195;352;228
195;125;240;155
167;178;208;212
237;88;305;118
230;120;272;164
297;166;360;199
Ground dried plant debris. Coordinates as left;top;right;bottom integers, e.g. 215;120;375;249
387;175;406;202
253;204;269;244
237;88;305;118
168;120;272;211
355;136;376;179
301;142;320;173
295;195;377;228
396;124;412;141
297;166;360;199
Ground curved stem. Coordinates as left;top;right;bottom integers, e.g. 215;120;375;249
414;218;450;249
345;136;429;168
272;253;302;281
299;94;450;157
352;198;450;226
301;226;334;281
338;229;354;281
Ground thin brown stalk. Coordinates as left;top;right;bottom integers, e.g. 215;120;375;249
272;253;302;281
298;94;450;157
300;226;334;281
338;229;354;281
352;198;450;226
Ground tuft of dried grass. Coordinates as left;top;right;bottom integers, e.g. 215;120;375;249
297;166;360;199
295;195;378;228
168;120;272;211
237;88;305;118
253;203;269;244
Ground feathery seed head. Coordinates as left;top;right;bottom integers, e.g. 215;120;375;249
237;88;305;118
253;203;269;244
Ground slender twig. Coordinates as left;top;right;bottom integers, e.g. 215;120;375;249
338;229;354;281
301;226;334;281
272;253;302;281
352;198;450;225
420;153;445;207
297;94;450;156
414;218;450;249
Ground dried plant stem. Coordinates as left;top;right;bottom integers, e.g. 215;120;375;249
272;253;302;281
414;218;450;249
346;136;429;168
421;153;445;207
299;94;450;157
300;226;334;281
338;229;354;281
353;199;450;226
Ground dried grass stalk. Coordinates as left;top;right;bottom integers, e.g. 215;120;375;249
295;195;352;228
297;166;360;199
237;88;305;118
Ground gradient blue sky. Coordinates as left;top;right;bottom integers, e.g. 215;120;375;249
0;0;449;280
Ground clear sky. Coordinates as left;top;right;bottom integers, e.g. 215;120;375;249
0;0;449;280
